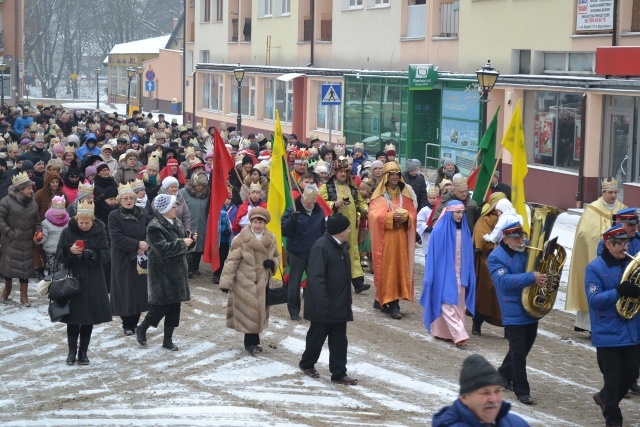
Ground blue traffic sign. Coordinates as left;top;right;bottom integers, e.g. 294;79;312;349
145;70;156;81
321;84;341;105
145;80;156;92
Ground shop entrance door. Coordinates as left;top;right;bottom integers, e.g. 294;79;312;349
602;106;633;199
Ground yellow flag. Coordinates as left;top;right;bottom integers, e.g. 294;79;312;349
501;100;529;234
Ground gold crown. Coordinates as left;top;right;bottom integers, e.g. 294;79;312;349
602;177;619;191
64;145;76;153
6;142;18;152
384;143;396;153
178;125;188;133
185;146;196;157
353;142;365;151
336;136;346;145
249;182;262;193
132;179;145;191
11;171;31;187
118;182;135;197
51;195;66;210
146;155;160;170
34;131;45;142
77;200;95;216
78;182;94;196
452;173;468;189
77;121;86;128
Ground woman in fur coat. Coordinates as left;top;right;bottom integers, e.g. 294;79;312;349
219;207;280;354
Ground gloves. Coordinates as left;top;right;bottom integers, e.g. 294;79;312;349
263;259;275;271
483;234;492;242
221;288;229;293
82;249;96;262
425;226;433;233
617;281;640;298
291;211;300;223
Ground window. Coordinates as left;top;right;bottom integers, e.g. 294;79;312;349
109;66;118;95
342;0;363;9
231;75;256;118
186;50;194;75
317;81;342;133
200;50;210;64
530;91;582;171
201;0;211;22
258;0;272;17
367;0;389;6
543;52;595;74
117;67;128;97
440;1;459;37
263;78;293;123
201;73;223;112
214;0;223;21
275;0;290;16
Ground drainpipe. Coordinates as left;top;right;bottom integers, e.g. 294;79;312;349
308;0;315;67
182;0;187;122
192;71;197;125
612;0;619;46
576;94;587;208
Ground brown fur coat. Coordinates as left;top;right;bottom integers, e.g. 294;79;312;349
219;226;280;334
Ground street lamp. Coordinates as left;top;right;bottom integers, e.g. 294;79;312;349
234;65;245;136
94;68;101;110
476;60;500;133
137;66;143;113
125;67;136;117
0;62;7;106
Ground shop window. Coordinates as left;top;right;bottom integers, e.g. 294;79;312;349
543;52;594;74
263;78;293;123
531;91;582;171
201;73;223;112
231;75;255;118
316;81;342;133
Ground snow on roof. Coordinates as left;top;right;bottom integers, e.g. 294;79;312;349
108;35;172;55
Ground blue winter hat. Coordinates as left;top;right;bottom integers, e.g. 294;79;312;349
85;133;97;143
502;221;524;238
602;223;628;241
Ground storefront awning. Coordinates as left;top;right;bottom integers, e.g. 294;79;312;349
277;73;305;82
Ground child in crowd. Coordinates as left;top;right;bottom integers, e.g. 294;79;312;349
483;199;524;243
358;178;375;273
40;195;70;274
416;186;440;255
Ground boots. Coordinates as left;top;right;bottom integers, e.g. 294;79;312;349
352;276;371;294
136;318;150;348
77;336;91;365
37;267;45;281
162;325;179;351
19;283;30;307
66;334;78;365
0;279;12;302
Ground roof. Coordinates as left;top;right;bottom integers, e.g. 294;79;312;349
108;35;172;55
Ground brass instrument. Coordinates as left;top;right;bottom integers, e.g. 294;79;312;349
521;204;567;319
616;252;640;319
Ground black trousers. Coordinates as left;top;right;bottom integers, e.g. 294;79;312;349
121;314;141;331
67;324;93;338
144;302;181;328
244;333;260;348
214;243;230;278
597;344;640;426
188;252;203;272
300;321;348;381
499;322;538;397
286;251;308;316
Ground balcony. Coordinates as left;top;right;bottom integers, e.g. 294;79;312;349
405;4;426;38
440;1;459;37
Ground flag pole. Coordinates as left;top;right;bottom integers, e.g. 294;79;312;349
282;154;298;212
481;146;504;202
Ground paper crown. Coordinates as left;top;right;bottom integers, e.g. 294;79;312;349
603;223;628;241
78;182;94;196
427;186;439;196
310;133;319;142
11;171;31;187
6;142;18;152
189;158;204;170
249;182;262;193
147;155;160;170
76;200;95;216
294;149;310;163
602;177;619;191
384;143;396;154
178;125;188;133
353;142;365;152
452;173;468;189
336;156;350;171
302;183;319;200
34;131;45;142
336;136;346;145
51;195;66;210
64;145;76;153
155;132;167;141
132;179;145;192
77;121;86;129
185;146;196;157
118;182;135;197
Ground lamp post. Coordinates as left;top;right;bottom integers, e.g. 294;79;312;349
137;66;143;113
476;60;500;134
0;62;7;106
233;65;245;136
125;67;136;117
94;68;101;110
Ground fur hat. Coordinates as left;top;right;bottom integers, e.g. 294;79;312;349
248;207;270;223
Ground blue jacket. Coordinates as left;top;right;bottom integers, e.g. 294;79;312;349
432;398;530;427
586;248;640;347
488;242;537;326
14;116;33;134
597;233;640;257
281;196;326;257
76;144;101;160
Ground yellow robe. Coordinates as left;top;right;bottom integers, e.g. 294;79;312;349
319;180;367;279
565;197;626;312
369;187;417;305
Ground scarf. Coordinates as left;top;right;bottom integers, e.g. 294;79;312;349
45;209;70;227
136;194;148;209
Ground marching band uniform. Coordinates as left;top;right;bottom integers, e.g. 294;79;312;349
597;208;640;257
586;224;640;427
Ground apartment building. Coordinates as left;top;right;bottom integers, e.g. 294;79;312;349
0;0;24;104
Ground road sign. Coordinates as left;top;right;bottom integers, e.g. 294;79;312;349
145;70;155;81
145;80;155;92
321;84;341;105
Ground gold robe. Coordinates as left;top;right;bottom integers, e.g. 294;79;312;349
565;197;626;312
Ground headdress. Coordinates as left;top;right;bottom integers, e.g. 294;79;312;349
302;183;319;200
384;143;396;155
11;171;31;187
294;149;310;164
118;182;135;198
353;142;365;153
249;182;262;193
76;200;95;216
502;222;525;238
452;173;468;189
51;195;66;210
132;179;145;193
78;182;95;197
6;142;18;152
336;156;350;171
617;207;639;225
602;177;619;191
603;223;629;241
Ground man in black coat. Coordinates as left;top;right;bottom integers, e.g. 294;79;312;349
489;170;512;201
402;159;428;212
299;213;358;386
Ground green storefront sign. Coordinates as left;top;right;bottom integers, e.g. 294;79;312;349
408;64;438;90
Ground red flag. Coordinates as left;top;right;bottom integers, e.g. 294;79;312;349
466;165;480;191
203;128;234;272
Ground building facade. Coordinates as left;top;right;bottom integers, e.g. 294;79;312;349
0;0;24;104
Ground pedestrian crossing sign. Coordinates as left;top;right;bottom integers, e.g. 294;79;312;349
321;84;342;105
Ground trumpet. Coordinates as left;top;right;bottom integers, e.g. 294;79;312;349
616;252;640;319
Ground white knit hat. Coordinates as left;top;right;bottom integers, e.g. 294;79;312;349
161;176;179;190
153;194;176;215
495;199;513;214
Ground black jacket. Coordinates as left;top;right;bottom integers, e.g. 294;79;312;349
281;197;326;257
303;233;353;323
402;171;428;212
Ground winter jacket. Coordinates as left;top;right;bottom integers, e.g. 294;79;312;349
76;145;101;160
157;187;191;232
487;241;536;326
146;213;192;305
57;219;112;326
219;226;280;334
402;171;428;212
281;197;326;258
434;190;479;233
108;206;149;316
0;187;42;279
586;248;640;347
25;147;52;165
303;233;353;323
41;219;67;254
13;116;33;134
114;164;140;185
434;164;460;189
432;398;529;427
34;171;64;220
181;183;209;253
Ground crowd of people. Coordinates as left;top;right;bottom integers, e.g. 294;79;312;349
0;102;637;426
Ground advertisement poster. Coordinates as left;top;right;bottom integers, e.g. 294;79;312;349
537;113;554;157
576;0;614;31
439;89;481;176
574;116;582;161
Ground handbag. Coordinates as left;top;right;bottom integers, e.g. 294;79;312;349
48;299;70;322
266;266;288;306
48;251;82;301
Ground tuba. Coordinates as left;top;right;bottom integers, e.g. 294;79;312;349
521;204;567;320
616;252;640;319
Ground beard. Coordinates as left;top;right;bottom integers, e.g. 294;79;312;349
509;243;526;252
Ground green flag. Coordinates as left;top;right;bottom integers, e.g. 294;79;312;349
472;107;500;205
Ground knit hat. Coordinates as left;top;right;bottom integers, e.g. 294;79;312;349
53;144;64;156
248;207;271;223
327;213;350;235
459;354;504;395
132;179;145;193
493;170;500;179
371;160;384;169
495;199;513;215
314;160;328;175
405;159;421;172
154;194;176;215
162;176;179;189
443;158;455;167
242;154;253;166
102;185;119;201
95;162;110;174
84;165;97;179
